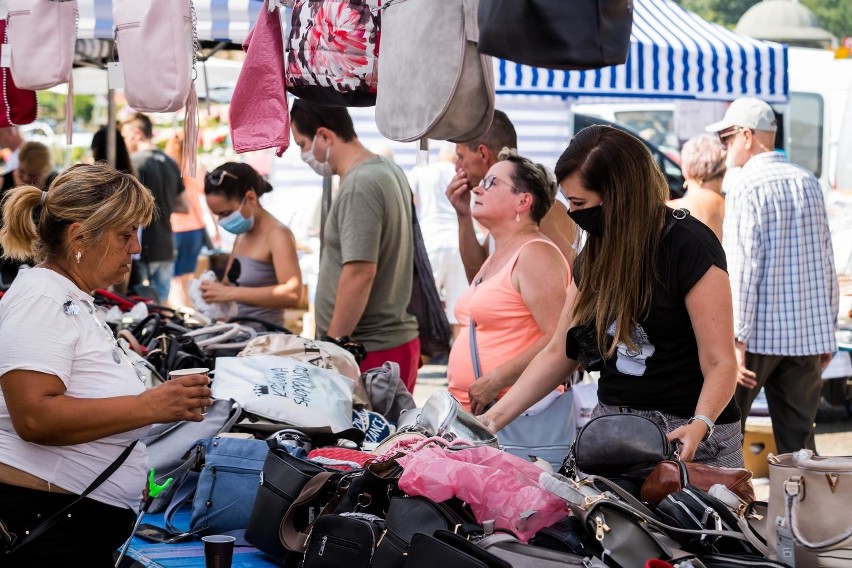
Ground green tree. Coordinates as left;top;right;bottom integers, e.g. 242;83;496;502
675;0;757;28
676;0;852;40
801;0;852;42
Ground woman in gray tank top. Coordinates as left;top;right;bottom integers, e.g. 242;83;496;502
200;162;302;328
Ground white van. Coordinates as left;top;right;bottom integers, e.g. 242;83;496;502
784;47;852;193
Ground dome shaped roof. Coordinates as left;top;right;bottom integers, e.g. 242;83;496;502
736;0;835;43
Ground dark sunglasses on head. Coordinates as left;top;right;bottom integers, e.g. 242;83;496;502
206;169;240;186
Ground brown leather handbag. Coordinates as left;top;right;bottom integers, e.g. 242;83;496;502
640;459;755;506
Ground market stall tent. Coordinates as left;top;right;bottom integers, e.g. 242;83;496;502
495;0;788;103
77;0;263;44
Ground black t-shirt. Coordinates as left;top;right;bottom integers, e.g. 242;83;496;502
131;149;184;263
569;212;740;424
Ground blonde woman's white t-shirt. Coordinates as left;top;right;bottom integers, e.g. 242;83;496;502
0;268;149;512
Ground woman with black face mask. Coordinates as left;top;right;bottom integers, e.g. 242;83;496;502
479;125;743;469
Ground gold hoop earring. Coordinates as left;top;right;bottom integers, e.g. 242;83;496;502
75;251;82;264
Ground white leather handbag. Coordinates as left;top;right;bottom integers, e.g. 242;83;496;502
767;450;852;567
7;0;76;91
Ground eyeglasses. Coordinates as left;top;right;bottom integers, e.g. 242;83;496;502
479;174;520;192
718;127;747;145
206;169;240;186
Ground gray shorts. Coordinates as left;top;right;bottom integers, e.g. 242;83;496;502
592;402;744;468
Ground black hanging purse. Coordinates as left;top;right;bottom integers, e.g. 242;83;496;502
477;0;633;71
405;530;510;568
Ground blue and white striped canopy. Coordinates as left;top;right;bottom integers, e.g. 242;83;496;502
494;0;788;103
77;0;264;44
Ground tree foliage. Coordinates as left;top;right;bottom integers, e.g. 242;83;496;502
675;0;852;41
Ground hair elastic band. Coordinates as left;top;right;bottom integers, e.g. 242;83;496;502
39;190;48;205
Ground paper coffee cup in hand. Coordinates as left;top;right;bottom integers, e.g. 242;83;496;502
168;368;210;415
168;367;210;380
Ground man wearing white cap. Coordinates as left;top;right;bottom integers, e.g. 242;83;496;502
706;97;838;455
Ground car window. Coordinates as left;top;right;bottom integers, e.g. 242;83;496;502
613;110;678;149
787;92;823;178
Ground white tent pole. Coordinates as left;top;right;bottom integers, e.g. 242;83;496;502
106;88;116;168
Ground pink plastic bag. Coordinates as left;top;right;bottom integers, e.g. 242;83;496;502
397;445;569;542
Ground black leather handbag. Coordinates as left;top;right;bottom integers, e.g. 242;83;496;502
477;0;633;71
405;531;510;568
567;413;675;478
372;496;479;568
302;513;385;568
655;486;760;557
244;445;333;562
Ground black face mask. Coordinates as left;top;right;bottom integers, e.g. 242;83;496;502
568;205;604;238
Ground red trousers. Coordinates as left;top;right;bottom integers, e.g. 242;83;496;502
359;337;421;393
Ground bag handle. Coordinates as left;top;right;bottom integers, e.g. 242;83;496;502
786;477;852;551
470;319;482;380
5;440;138;555
278;471;343;553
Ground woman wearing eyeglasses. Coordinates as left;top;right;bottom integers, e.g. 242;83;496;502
200;162;302;329
0;163;212;565
478;126;742;468
446;150;570;421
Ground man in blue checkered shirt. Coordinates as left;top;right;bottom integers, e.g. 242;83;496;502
707;98;839;455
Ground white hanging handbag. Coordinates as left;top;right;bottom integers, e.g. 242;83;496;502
113;0;194;113
6;0;77;91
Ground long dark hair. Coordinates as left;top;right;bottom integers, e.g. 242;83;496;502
555;125;668;358
91;126;135;176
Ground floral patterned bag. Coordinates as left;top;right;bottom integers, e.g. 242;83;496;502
286;0;381;107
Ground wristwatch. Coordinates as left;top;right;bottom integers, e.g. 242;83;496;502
687;414;715;441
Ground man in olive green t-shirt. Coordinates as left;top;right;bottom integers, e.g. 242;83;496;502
289;100;421;392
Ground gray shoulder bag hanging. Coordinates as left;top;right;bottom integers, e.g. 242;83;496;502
470;319;575;470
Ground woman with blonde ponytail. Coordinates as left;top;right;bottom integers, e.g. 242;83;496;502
479;126;742;469
0;163;214;565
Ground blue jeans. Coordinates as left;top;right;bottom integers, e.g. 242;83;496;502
138;261;174;303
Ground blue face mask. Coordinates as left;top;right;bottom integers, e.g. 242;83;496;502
218;197;254;234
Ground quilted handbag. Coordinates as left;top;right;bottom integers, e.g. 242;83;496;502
477;0;633;71
6;0;76;90
767;451;852;566
0;18;35;127
286;0;381;107
375;0;494;143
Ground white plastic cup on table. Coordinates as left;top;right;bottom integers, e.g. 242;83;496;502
168;367;210;416
202;534;235;568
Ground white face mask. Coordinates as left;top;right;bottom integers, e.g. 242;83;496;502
301;136;333;177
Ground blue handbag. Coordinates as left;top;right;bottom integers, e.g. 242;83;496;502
163;436;269;538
